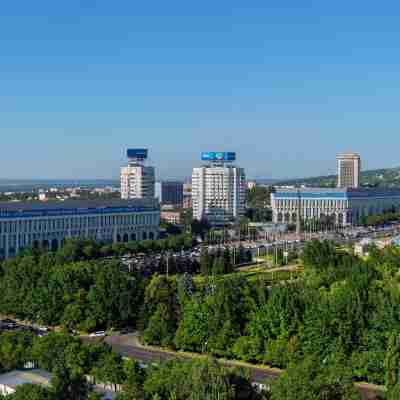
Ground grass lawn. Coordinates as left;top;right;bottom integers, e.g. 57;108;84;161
194;263;303;286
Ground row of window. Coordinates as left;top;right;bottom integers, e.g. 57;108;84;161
0;213;159;234
275;199;347;209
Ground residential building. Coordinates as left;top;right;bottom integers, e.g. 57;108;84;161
271;188;400;226
0;199;160;259
337;152;361;188
121;149;155;200
192;152;246;226
155;181;183;206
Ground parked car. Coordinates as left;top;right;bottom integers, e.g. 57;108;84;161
89;331;106;337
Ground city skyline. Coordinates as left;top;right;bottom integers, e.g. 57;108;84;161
2;1;400;179
0;144;398;182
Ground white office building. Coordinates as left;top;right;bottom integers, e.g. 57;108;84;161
121;149;155;200
0;199;160;259
271;188;400;226
192;152;246;226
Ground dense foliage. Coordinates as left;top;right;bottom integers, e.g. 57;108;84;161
246;186;274;222
0;254;143;331
141;240;400;392
275;165;400;188
0;331;263;400
0;331;126;400
360;211;400;226
4;238;400;398
46;234;195;261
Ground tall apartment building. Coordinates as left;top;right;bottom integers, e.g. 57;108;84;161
121;149;155;200
337;153;361;188
192;152;246;226
155;181;184;206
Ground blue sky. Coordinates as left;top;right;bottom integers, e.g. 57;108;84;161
1;0;400;180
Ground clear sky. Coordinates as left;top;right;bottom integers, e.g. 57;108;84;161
1;0;400;180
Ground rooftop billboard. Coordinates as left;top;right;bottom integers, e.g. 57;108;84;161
201;152;236;162
127;149;148;160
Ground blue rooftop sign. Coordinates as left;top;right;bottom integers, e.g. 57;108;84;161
127;149;148;160
201;152;236;162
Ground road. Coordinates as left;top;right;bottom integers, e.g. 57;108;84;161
93;335;385;400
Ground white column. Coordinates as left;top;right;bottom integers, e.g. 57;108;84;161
5;234;9;258
15;221;20;255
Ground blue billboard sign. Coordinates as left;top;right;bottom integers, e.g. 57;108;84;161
201;152;236;162
127;149;148;160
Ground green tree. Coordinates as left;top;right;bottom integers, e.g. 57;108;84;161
200;246;211;275
119;359;146;400
270;356;361;400
51;364;90;400
385;333;400;388
144;304;175;346
9;384;54;400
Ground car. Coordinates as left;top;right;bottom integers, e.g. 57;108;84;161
89;331;106;337
120;327;134;335
38;326;49;332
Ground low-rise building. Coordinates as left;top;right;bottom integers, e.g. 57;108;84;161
0;199;160;259
0;370;51;396
161;210;182;225
271;188;400;226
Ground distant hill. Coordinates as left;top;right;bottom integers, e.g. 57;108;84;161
275;167;400;189
0;179;119;193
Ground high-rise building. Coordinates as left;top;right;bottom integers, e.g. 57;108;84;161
121;149;155;200
155;181;183;207
337;153;361;188
192;152;246;226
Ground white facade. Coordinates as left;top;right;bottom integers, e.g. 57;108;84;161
192;165;246;226
121;165;155;200
271;188;400;226
0;199;160;259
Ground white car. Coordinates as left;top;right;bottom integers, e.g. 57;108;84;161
89;331;106;337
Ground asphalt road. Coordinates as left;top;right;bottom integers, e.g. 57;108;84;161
107;340;281;382
89;335;384;400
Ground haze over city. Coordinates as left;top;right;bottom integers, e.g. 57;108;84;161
2;0;400;180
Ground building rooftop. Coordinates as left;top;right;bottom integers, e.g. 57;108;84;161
337;152;361;159
0;198;159;213
272;187;400;199
0;369;51;391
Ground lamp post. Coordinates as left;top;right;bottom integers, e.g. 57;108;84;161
296;188;302;240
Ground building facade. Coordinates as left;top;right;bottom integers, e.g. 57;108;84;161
183;183;193;210
337;152;361;188
0;199;160;259
155;181;184;206
121;149;155;200
192;152;246;226
160;210;183;225
247;181;257;190
271;188;400;226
